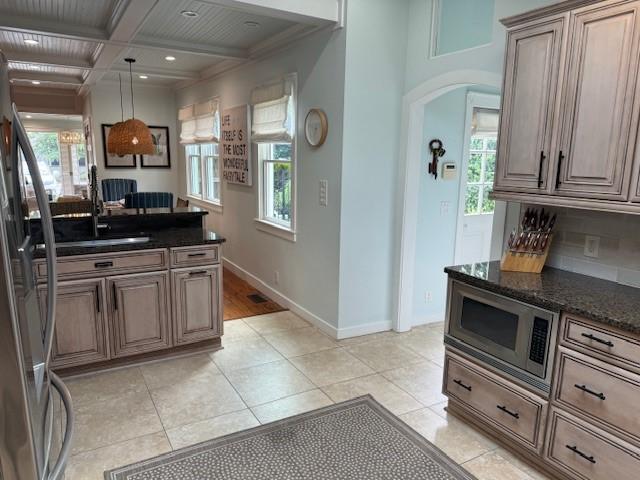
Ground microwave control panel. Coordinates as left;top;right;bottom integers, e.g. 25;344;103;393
529;318;549;365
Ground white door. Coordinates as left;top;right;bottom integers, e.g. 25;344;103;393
454;93;505;265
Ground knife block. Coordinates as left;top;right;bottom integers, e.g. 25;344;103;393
500;234;553;274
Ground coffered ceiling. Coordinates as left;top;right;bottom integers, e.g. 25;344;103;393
0;0;343;93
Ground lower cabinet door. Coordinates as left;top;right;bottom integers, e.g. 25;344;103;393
39;278;109;368
172;266;221;345
108;272;171;358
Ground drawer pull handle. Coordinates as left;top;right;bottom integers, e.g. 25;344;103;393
574;384;606;401
94;261;114;268
581;333;614;347
453;379;472;391
189;270;208;277
187;253;207;258
496;405;520;419
566;445;596;464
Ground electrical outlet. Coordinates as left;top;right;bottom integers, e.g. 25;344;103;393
274;270;280;285
584;235;600;258
425;291;433;303
440;201;450;215
319;180;328;206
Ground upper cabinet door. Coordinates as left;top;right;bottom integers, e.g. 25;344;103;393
495;16;567;193
554;1;640;200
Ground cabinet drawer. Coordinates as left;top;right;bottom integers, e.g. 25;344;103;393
562;315;640;372
554;348;640;445
170;245;219;268
546;408;640;480
36;249;168;281
444;352;548;451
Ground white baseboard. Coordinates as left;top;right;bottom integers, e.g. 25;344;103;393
223;258;339;339
336;321;393;340
412;314;445;327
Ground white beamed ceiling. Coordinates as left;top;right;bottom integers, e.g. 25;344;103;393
0;0;342;94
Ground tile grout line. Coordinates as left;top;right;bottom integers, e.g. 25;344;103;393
137;366;174;450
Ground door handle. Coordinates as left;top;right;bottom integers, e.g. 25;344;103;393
555;151;565;189
12;104;58;367
96;285;101;313
112;283;118;311
538;151;545;188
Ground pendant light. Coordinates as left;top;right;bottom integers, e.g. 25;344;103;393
107;58;154;156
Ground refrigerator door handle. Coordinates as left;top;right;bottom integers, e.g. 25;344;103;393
48;372;74;480
11;103;57;366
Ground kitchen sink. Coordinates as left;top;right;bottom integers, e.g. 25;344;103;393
55;236;151;248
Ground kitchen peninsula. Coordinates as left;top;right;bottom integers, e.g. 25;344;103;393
442;262;640;480
33;207;225;373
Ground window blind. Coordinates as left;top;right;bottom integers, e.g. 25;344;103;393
251;79;294;143
179;99;220;144
471;108;499;135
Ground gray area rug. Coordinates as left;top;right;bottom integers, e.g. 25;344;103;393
105;395;477;480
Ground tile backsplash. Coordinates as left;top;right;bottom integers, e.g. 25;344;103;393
526;206;640;287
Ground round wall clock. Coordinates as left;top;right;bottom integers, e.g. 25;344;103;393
304;109;328;147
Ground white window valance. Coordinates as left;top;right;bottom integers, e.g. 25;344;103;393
251;79;294;143
179;99;220;144
471;108;499;135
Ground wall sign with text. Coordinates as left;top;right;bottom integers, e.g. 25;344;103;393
221;104;252;186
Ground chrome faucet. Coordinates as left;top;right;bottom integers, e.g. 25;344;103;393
89;165;108;237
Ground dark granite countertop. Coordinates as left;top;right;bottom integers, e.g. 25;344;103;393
445;261;640;335
35;228;225;258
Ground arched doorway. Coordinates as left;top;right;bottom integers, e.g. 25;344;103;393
394;70;502;332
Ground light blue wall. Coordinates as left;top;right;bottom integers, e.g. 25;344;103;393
176;28;347;331
338;0;409;334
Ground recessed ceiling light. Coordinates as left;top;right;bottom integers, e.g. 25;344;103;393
244;21;260;28
24;39;39;45
26;115;32;119
165;56;176;61
31;80;41;85
139;75;148;79
180;10;199;18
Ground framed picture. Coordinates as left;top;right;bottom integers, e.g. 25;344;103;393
140;126;171;168
101;124;136;168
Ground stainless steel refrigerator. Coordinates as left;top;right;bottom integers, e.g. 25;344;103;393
0;52;74;480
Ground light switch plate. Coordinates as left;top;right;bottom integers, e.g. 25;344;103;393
319;180;328;206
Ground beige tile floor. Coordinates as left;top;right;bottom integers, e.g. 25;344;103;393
62;311;550;480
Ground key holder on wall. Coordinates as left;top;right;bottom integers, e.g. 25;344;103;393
428;139;445;180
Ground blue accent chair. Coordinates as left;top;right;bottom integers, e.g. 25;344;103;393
124;192;174;209
101;178;137;202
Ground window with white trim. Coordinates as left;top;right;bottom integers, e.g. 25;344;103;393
464;107;498;215
180;99;222;205
252;75;296;232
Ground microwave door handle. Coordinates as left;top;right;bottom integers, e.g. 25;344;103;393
11;103;58;366
47;372;74;480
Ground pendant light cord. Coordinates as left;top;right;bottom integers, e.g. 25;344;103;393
118;73;124;122
128;60;135;119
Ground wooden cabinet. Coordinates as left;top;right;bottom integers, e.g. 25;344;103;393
554;1;640;200
493;0;640;213
172;266;222;345
108;272;171;358
38;278;109;368
495;15;566;193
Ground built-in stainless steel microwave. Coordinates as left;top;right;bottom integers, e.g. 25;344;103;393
445;280;558;394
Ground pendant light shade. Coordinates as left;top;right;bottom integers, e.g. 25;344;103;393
106;58;154;156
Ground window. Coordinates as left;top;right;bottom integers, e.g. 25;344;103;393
464;133;497;215
27;131;62;199
186;143;220;204
431;0;495;57
181;99;221;206
252;76;297;237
